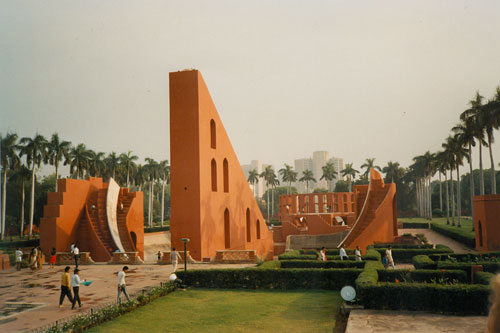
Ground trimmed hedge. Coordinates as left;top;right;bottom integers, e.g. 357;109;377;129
364;249;382;261
429;252;500;262
177;268;362;290
413;255;437;269
437;261;500;275
401;222;429;229
144;226;170;233
475;271;495;285
355;260;383;287
280;260;365;269
430;223;475;248
373;243;433;249
377;269;467;284
278;251;317;260
373;247;453;263
257;260;281;269
358;282;490;315
299;249;355;255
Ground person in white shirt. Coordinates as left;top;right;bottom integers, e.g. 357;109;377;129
15;248;23;271
319;247;327;262
72;245;80;268
170;248;182;272
385;245;395;269
117;266;130;304
339;246;348;260
71;268;83;309
355;246;362;262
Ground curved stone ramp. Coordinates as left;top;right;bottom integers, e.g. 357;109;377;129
144;231;171;262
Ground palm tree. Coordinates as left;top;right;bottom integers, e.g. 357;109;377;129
270;175;280;216
450;135;467;227
68;144;92;179
145;158;159;227
158;160;170;227
442;138;457;226
1;133;20;240
435;151;449;222
382;161;401;183
247;169;259;197
279;164;297;194
134;164;148;191
360;158;381;179
47;133;71;192
260;166;276;221
105;152;121;181
88;151;106;177
119;151;139;188
19;134;49;239
10;165;31;237
461;92;487;195
320;162;336;192
453;118;476;222
340;164;359;192
481;89;500;194
299;169;316;193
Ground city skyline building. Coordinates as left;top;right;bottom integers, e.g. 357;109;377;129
241;160;271;199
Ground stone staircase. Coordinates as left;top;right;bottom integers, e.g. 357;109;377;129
117;190;136;252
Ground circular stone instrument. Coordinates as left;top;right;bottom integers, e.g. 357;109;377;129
340;285;356;302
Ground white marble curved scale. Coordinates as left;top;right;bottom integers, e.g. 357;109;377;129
107;178;125;252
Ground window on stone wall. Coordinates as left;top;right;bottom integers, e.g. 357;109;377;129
256;219;261;239
224;208;230;249
223;158;229;192
210;119;216;149
246;208;251;242
211;159;217;192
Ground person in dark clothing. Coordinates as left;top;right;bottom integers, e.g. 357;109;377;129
59;266;73;308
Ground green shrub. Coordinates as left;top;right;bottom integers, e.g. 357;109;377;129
429;252;500;262
177;268;362;290
430;223;475;248
377;269;468;284
475;271;495;285
144;226;170;233
401;222;429;229
372;244;433;249
437;261;500;276
299;249;355;255
374;247;453;263
280;260;365;269
278;251;317;260
257;260;281;269
358;282;489;315
413;255;437;270
364;249;382;261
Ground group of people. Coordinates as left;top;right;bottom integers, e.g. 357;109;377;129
317;245;394;268
59;266;84;309
14;246;58;271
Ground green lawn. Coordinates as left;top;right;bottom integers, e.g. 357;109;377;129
88;289;344;333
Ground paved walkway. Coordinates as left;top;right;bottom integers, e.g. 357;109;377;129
345;310;486;333
0;262;255;332
398;228;475;253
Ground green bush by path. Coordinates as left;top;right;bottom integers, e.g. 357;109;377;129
144;225;170;233
372;247;453;263
400;222;430;229
364;249;382;261
300;249;355;255
279;260;365;269
177;268;362;290
278;251;317;260
87;289;344;333
377;269;467;284
437;261;500;276
257;260;281;269
475;271;495;285
372;243;433;249
429;252;500;262
413;255;437;270
430;222;476;248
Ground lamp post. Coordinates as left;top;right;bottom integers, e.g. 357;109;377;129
181;238;190;273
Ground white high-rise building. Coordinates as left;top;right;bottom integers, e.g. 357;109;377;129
329;157;344;190
241;160;267;198
312;151;329;190
294;158;313;193
292;152;345;193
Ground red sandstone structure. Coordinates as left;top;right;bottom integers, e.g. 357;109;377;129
169;70;274;262
275;169;398;253
40;177;144;262
473;194;500;252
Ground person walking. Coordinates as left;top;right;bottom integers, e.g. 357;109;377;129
59;266;73;308
49;247;57;268
319;247;327;262
15;248;23;271
170;248;182;272
385;245;395;269
71;268;83;309
355;246;362;261
29;246;38;270
339;246;348;260
72;244;80;268
117;266;130;304
36;246;43;270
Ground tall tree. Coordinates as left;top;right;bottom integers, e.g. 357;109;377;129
10;165;31;237
19;134;48;238
279;164;298;194
260;166;276;221
340;163;359;192
105;152;121;181
299;169;316;194
320;162;336;192
442;138;457;226
158;160;170;226
68;144;92;179
1;133;20;239
88;151;106;177
145;158;159;227
247;169;259;198
382;161;401;183
119;151;139;188
360;158;381;179
481;89;500;194
47;133;71;192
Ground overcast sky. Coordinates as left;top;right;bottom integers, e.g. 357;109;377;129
1;0;500;178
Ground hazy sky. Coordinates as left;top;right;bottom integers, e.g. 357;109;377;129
1;0;500;178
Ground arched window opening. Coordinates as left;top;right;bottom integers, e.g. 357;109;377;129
479;220;483;247
224;209;230;249
256;219;261;239
246;208;251;242
210;119;216;149
223;158;229;193
211;159;217;192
